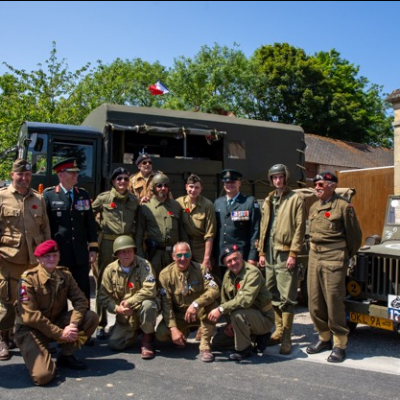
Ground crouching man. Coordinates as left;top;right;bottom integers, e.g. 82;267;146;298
99;235;158;359
14;240;99;386
156;242;220;362
209;245;274;361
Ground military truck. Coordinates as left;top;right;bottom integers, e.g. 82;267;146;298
345;194;400;333
9;103;306;198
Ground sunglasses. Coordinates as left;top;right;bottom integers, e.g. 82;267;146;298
155;183;169;189
175;252;191;259
116;176;129;182
314;182;331;188
141;161;152;166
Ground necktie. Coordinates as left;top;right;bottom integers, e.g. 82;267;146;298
67;191;73;207
181;273;189;296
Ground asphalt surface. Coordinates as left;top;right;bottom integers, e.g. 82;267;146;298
0;281;399;399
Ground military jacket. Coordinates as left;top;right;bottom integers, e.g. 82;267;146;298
258;188;306;257
214;193;261;264
99;257;157;313
136;197;188;258
176;195;216;241
220;262;272;315
158;261;219;328
43;185;98;267
309;193;362;258
0;185;50;264
92;189;138;236
15;265;88;340
128;170;158;202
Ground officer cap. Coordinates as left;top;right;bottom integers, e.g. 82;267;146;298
220;169;242;182
113;235;136;256
53;158;80;173
12;159;32;173
110;167;130;184
34;240;59;257
135;153;152;166
313;172;338;184
220;244;242;265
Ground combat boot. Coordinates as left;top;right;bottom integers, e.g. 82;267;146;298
280;312;294;355
267;306;283;346
0;331;10;361
141;333;155;359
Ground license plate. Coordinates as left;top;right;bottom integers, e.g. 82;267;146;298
347;311;394;331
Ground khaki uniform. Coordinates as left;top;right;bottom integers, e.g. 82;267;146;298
0;185;50;330
308;193;362;349
259;188;306;312
156;261;219;351
136;197;188;277
176;195;216;263
14;265;98;386
92;188;139;327
99;257;158;351
212;262;274;351
128;170;157;203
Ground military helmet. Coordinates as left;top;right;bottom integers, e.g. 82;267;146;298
268;164;290;184
113;235;135;256
152;173;170;193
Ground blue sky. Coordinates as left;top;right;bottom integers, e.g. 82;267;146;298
1;1;398;98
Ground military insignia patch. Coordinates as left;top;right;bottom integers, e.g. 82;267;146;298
204;273;212;280
145;275;155;282
19;285;29;302
209;280;217;287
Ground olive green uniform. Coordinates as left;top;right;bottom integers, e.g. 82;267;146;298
92;188;139;328
136;197;188;277
213;262;274;351
259;188;306;312
156;261;219;351
308;193;362;349
14;265;98;386
99;257;158;351
176;195;216;263
0;185;50;330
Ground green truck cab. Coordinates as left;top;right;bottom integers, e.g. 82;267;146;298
346;195;400;333
15;103;306;199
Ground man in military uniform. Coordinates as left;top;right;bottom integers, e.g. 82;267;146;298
156;242;219;362
258;164;306;354
209;245;274;361
0;159;50;360
214;169;261;278
14;240;99;386
98;236;158;358
128;153;158;204
92;167;139;340
306;172;362;363
43;158;98;306
136;173;188;278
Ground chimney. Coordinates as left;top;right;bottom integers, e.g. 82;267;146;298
387;89;400;195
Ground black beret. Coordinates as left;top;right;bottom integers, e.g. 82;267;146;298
220;244;241;264
313;172;338;184
110;167;130;184
135;153;152;166
220;169;242;182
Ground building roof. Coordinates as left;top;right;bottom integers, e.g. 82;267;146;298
305;134;393;169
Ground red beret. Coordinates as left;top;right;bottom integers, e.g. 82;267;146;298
34;240;59;257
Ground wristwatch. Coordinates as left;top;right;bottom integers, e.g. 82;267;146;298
218;306;224;313
192;301;199;309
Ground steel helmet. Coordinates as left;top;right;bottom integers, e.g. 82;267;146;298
113;235;135;256
152;173;170;193
268;164;290;185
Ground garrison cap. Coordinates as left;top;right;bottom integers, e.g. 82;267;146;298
135;153;152;166
313;172;338;184
221;169;242;182
34;240;59;257
53;158;80;173
220;244;241;265
12;159;31;173
110;167;130;184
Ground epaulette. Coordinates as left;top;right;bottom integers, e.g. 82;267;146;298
21;269;37;278
56;266;70;272
76;187;89;194
43;186;56;192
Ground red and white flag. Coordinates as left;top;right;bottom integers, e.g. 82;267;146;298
148;80;170;95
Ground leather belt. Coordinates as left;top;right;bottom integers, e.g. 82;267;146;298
260;303;272;313
103;233;133;241
310;241;346;252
